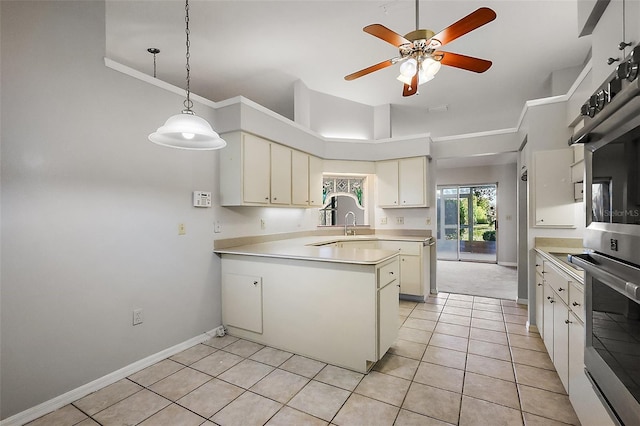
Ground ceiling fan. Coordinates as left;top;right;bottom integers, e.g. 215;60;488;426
344;1;496;97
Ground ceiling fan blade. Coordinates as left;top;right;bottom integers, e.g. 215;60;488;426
437;51;492;73
402;72;419;97
431;7;496;47
344;58;397;81
364;24;411;47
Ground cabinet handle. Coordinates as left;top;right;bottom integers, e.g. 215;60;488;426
572;301;580;307
537;283;542;286
265;197;269;200
565;319;572;324
253;281;258;286
558;287;564;292
273;197;277;201
607;57;620;65
619;41;632;50
550;300;555;303
535;264;540;267
389;271;394;275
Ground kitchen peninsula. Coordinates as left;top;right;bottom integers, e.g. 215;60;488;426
214;234;431;372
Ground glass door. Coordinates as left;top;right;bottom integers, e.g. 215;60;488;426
437;184;497;262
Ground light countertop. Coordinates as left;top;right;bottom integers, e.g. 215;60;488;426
534;246;585;284
214;235;433;265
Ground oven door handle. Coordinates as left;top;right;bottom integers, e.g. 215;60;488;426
569;254;640;299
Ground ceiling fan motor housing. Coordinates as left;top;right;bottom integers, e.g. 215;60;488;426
401;29;442;62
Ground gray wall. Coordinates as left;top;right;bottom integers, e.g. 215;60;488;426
0;1;224;418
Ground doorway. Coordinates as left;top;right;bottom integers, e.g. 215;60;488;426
436;184;497;262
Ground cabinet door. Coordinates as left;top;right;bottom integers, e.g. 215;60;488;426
292;150;309;206
543;283;555;359
378;280;399;359
377;160;399;207
553;300;570;393
243;134;271;204
400;255;421;295
270;143;292;205
308;155;324;207
535;270;545;338
533;149;575;227
568;315;615;425
568;313;584;397
222;273;263;333
399;157;427;207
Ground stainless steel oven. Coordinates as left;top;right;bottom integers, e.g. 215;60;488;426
569;43;640;425
571;252;640;426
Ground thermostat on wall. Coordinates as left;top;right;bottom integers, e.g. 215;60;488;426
193;191;212;207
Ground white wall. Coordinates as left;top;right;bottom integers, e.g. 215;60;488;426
309;89;373;140
0;1;313;419
436;164;518;265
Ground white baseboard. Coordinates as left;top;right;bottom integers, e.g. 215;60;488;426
0;328;220;426
498;261;517;267
526;321;539;333
517;298;528;305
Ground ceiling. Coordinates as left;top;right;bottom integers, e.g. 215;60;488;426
105;0;592;140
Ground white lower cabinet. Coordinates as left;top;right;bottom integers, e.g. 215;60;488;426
378;266;399;357
399;255;421;295
220;254;399;372
377;240;429;301
536;253;615;426
553;298;570;391
543;283;555;359
221;273;263;333
535;254;545;337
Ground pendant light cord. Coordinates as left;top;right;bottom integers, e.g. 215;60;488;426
183;0;194;113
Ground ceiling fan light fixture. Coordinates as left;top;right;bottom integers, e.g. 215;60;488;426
148;0;226;151
422;57;442;77
399;58;418;77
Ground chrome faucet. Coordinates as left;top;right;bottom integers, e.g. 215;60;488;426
345;211;356;236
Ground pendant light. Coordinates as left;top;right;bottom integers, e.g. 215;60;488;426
148;0;226;150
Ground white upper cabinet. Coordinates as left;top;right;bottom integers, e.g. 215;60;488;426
270;143;292;205
241;133;271;204
308;155;324;207
376;160;400;207
291;150;310;206
533;148;576;228
591;0;640;88
399;157;427;207
376;157;428;208
220;131;321;208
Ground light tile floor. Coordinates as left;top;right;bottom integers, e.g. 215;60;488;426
27;293;581;426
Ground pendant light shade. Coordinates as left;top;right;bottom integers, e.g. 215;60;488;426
149;112;226;150
148;0;226;151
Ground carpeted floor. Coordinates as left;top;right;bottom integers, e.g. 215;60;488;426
436;260;517;301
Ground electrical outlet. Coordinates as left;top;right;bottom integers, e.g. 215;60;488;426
178;223;186;235
133;309;143;326
214;221;221;233
425;217;431;225
396;217;404;225
380;217;388;225
260;219;266;230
